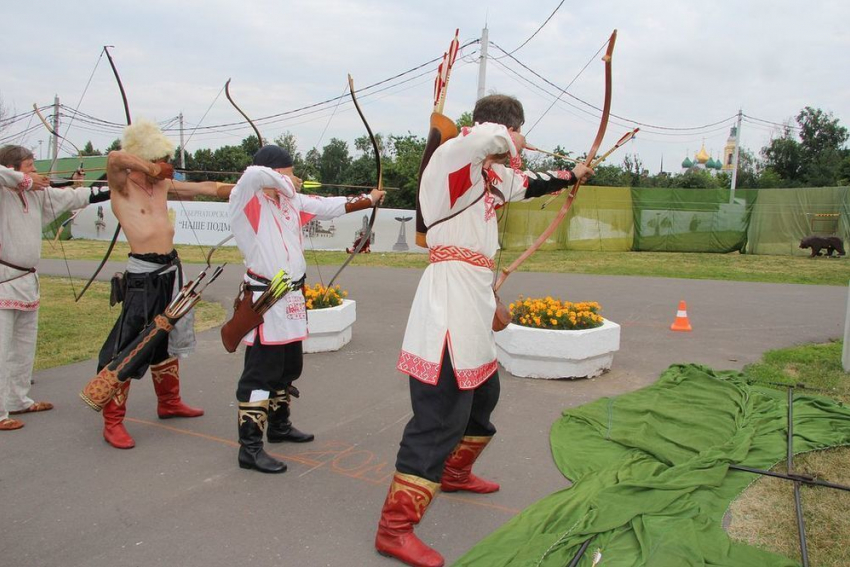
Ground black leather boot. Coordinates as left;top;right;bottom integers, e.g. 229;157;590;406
267;388;314;443
237;400;286;473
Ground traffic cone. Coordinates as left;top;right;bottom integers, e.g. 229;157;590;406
670;300;692;332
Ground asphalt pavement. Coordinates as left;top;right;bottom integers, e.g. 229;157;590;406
2;258;847;567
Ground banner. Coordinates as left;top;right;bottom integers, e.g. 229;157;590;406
69;201;425;253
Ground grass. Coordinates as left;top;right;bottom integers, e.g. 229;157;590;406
34;277;225;371
42;240;850;286
727;341;850;566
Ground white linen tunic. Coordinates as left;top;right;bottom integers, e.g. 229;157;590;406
0;167;90;310
397;123;534;389
228;166;348;345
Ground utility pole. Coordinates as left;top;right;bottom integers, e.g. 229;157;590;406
844;281;850;371
477;26;489;101
179;112;186;169
51;95;60;162
729;109;743;203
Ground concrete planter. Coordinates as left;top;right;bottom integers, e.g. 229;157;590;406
495;318;620;379
303;299;356;353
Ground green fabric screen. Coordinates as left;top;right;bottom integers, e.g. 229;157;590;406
498;186;633;252
456;364;850;566
631;188;757;253
744;187;850;256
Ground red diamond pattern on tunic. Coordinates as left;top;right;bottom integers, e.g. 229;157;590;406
243;195;262;234
447;163;473;208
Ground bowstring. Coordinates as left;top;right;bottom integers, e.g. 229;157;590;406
524;36;610;136
166;85;228;266
304;80;350;289
43;49;105;298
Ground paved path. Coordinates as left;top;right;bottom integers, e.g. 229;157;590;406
2;259;846;566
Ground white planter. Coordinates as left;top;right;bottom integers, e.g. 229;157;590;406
495;318;620;379
303;299;356;353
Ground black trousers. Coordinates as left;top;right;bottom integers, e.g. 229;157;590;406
236;338;303;402
395;347;499;483
97;254;179;376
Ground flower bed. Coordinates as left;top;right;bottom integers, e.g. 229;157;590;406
495;296;619;379
303;284;356;353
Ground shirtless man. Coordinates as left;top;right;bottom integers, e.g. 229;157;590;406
93;119;229;449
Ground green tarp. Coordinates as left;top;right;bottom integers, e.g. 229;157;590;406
456;364;850;566
499;186;633;252
631;188;757;253
744;187;850;256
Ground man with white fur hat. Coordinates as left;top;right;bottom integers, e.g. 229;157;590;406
92;119;230;449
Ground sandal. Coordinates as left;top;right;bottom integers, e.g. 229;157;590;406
10;401;54;415
0;418;25;430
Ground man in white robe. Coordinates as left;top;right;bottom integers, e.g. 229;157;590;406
0;146;110;431
228;145;384;473
375;95;594;567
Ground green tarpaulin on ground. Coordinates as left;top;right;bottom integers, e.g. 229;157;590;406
455;364;850;566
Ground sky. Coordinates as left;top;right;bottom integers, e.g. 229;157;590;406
2;0;849;174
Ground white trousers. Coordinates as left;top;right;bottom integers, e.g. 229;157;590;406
0;308;38;421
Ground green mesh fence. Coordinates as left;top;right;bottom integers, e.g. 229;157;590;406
631;188;757;252
498;186;633;251
744;186;850;256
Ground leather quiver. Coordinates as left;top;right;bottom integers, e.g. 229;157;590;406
221;285;263;353
492;291;511;332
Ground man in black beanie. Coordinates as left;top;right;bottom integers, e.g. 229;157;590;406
226;146;385;473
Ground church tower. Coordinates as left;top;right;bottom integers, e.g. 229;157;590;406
722;126;738;172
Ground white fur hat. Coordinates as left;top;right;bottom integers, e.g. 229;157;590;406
121;119;174;161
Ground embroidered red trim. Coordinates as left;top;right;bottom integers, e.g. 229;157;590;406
397;350;441;384
429;246;494;270
397;350;498;390
455;359;498;389
0;298;39;311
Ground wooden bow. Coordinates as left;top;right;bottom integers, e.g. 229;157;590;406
494;30;617;293
225;78;264;147
325;74;383;288
74;45;130;302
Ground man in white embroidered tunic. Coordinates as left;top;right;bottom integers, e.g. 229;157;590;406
228;145;384;473
375;95;594;567
0;146;110;431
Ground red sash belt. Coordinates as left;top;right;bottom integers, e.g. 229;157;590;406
428;246;494;270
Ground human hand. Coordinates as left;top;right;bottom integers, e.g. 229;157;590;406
150;162;174;180
509;129;526;152
571;163;594;182
72;168;85;187
284;173;302;191
369;188;386;205
29;173;50;190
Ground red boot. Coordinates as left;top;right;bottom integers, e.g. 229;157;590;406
375;473;444;567
103;381;134;449
441;436;500;493
151;357;204;419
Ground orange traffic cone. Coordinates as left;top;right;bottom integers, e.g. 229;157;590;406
670;300;692;332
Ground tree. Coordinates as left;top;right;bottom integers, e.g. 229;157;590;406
81;141;102;156
383;133;426;208
319;138;351;186
456;112;473;129
761;107;849;187
105;139;121;152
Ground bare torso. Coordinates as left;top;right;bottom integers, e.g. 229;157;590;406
110;170;175;254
